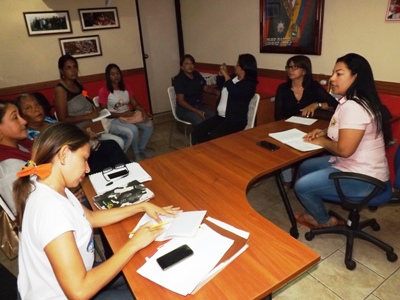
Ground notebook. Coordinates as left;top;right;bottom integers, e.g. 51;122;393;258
89;162;152;194
93;180;154;210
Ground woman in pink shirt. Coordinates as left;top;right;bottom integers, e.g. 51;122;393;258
294;53;392;228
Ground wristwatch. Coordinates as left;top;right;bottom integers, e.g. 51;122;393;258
318;102;322;108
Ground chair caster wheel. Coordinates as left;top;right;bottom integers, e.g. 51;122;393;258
305;232;315;241
345;260;356;270
370;223;380;231
387;252;398;262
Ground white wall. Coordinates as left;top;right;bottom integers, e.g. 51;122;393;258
181;0;400;82
0;0;142;88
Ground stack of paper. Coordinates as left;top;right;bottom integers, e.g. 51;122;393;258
135;214;249;295
89;162;152;194
269;128;323;152
130;211;207;241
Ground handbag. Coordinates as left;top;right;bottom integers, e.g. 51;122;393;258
0;208;18;260
119;110;144;124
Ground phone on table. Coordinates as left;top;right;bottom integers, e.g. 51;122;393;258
156;244;194;270
256;140;280;151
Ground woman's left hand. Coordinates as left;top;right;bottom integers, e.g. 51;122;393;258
143;203;182;222
300;103;319;118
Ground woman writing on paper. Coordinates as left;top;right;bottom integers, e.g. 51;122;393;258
14;122;181;299
274;55;337;189
294;53;391;228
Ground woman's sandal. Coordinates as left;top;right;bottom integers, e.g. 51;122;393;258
294;213;320;229
295;213;346;229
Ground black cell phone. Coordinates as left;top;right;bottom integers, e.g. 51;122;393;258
156;244;194;270
256;140;280;151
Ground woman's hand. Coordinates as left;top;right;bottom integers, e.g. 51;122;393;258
300;103;319;118
128;221;164;250
121;110;134;118
195;109;206;120
142;203;182;223
86;110;99;119
303;128;327;144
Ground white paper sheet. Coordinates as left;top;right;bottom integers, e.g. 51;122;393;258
130;210;207;241
285;116;317;125
137;224;233;296
269;128;323;152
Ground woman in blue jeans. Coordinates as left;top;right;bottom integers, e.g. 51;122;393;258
294;53;392;228
98;64;154;161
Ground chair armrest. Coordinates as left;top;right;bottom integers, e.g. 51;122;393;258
329;172;387;190
328;172;389;209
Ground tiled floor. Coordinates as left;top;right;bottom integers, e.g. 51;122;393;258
2;114;400;299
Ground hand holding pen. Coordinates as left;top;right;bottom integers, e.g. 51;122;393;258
303;128;327;142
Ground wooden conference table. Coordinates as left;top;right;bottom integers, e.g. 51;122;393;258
82;119;328;299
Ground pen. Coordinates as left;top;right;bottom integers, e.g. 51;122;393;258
315;128;327;136
128;221;172;236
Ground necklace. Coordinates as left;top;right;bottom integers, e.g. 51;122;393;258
291;86;303;100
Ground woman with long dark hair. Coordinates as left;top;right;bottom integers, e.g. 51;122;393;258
98;63;154;161
294;53;392;228
274;55;337;188
53;55;126;151
191;53;258;144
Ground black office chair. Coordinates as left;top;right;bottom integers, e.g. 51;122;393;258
305;145;400;270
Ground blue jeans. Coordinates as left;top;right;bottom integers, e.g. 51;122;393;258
91;262;135;300
176;104;215;126
111;118;153;154
294;156;376;224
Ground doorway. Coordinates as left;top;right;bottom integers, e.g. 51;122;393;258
136;0;182;114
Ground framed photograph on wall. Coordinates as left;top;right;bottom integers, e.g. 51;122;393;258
78;7;120;31
385;0;400;21
260;0;325;55
23;11;72;36
59;35;102;59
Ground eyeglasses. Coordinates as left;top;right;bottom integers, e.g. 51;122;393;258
285;65;301;71
102;164;129;182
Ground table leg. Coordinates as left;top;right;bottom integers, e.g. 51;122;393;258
274;171;299;239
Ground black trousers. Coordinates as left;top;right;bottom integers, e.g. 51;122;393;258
88;140;130;175
191;115;245;144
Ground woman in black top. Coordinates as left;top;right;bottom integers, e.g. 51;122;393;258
275;55;337;187
192;54;258;144
274;55;337;121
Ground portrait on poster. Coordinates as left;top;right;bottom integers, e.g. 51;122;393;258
385;0;400;21
260;0;325;55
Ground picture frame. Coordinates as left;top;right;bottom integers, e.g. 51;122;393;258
23;11;72;36
59;35;102;59
78;7;120;31
260;0;325;55
385;0;400;21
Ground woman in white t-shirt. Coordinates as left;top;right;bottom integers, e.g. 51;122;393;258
14;122;180;299
294;53;392;228
98;64;154;162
